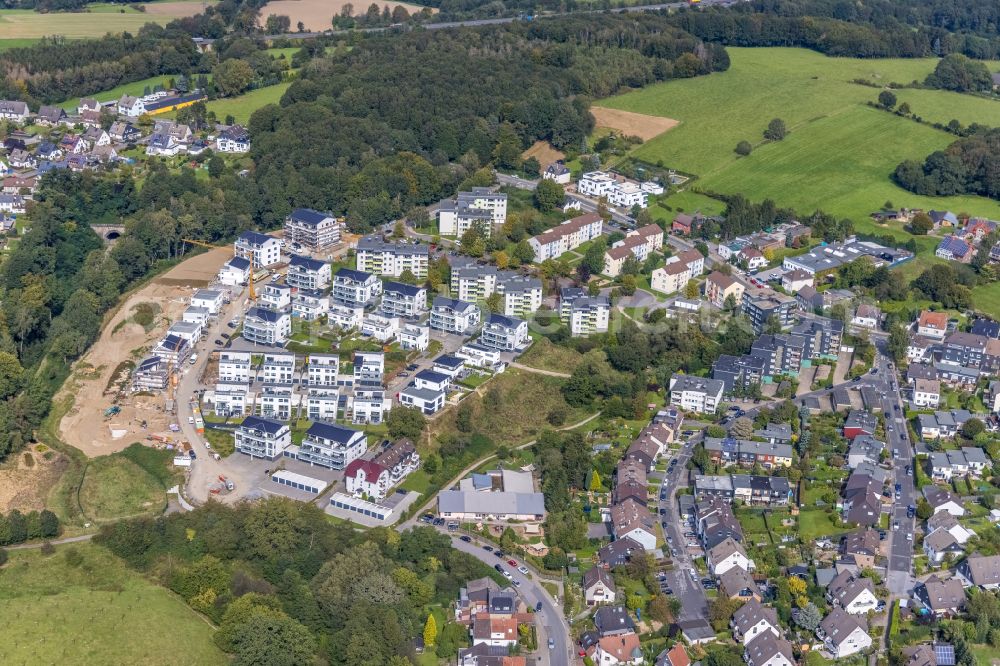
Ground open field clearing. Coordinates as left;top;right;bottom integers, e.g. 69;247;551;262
199;81;291;124
0;444;69;513
0;543;225;665
260;0;433;31
58;247;230;458
79;454;166;522
590;106;679;141
522;140;565;166
0;2;210;39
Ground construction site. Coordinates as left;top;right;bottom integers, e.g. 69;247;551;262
58;247;232;458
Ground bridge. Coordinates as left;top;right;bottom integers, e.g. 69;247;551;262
89;223;125;242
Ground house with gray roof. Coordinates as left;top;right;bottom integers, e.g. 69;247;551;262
916;575;966;617
730;599;779;646
744;632;795;666
818;608;871;658
957;554;1000;589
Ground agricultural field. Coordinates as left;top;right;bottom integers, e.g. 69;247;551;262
598;48;1000;227
258;0;432;32
0;543;226;665
0;1;211;41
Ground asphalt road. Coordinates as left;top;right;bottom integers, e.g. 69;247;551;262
443;530;572;666
658;436;710;622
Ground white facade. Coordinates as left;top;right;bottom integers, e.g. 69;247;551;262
528;213;603;263
565;297;610;337
235;231;281;269
669;374;724;413
328;304;364;330
258;386;294;420
430;297;481;334
399;386;447;415
438;188;507;237
456;343;502;369
480;314;528;351
218;351;252;383
191;289;225;315
286;255;331;291
356;237;429;279
260;283;292;311
261;353;296;384
306;388;340;421
400;323;430;351
381;282;427;319
213;383;248;417
242;307;291;345
307;354;340;387
292;290;329;321
234;416;290;460
361;314;401;343
332;268;382;307
218;257;251;286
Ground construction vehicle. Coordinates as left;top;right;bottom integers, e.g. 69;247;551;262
103;405;121;419
218;475;235;492
182;237;258;300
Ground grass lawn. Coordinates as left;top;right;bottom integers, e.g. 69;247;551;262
204;428;235;457
197;81;291;125
0;543;226;665
798;508;851;542
655;190;726;218
598;47;1000;247
458;372;491;389
400;468;432;495
78;450;167;522
516;337;583;373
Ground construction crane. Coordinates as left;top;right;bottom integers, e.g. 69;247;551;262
181;237;257;300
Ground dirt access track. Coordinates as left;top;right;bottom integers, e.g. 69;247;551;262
590;107;680;142
58;247;231;459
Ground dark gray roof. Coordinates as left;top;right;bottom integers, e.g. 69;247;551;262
240;415;286;435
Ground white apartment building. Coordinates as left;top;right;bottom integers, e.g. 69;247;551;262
191;288;225;315
577;171;617;198
284;208;341;252
356;237;430;279
498;275;543;317
213;383;248;417
292;289;329;321
235;416;290;460
669;374;724;413
381;281;427;319
400;323;430;351
354;352;385;385
215;125;250;153
234;231;281;268
257;385;295;421
328;304;364;330
183;307;210;326
218;351;252;383
260;283;291;311
480;314;528;351
451;265;498;302
306;388;340;421
261;352;296;384
361;314;401;343
560;288;610;337
399;386;446;415
430;296;481;334
286;254;330;291
456;343;502;369
242;307;291;345
332;268;382;308
297;421;367;470
218;256;251;286
351;388;391;424
167;321;202;343
578;171;648;209
528;212;603;263
306;354;340;387
438;188;507;237
609;181;648;209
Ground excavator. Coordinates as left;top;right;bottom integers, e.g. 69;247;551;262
181;237;257;300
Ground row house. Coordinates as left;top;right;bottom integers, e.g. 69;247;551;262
356;236;429;279
917;410;974;440
696;497;744;550
307;354;340;387
929;447;990;480
306;388;340;421
261;352;295;384
702;437;793;468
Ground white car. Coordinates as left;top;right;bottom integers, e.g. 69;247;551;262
517;565;529;575
503;570;512;580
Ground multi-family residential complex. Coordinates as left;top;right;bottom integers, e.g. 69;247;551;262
332;268;382;307
559;288;610;337
740;285;796;333
438;188;507;236
286;254;330;291
578;171;648;209
344;438;420;500
527;212;603;262
380;281;427;318
603;224;663;277
702;437;794;468
283;208;341;252
306;353;340;387
356;236;429;279
430;296;481;334
234;231;281;268
451;265;498;302
651;248;705;294
480;314;529;351
450;266;543;317
705;271;746;308
669;374;724;413
235;416;291;460
242;307;291;345
497;275;543;318
297;421;368;470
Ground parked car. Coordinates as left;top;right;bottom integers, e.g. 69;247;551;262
494;564;503;573
535;601;543;611
518;566;529;574
507;559;518;567
460;535;472;543
548;638;555;650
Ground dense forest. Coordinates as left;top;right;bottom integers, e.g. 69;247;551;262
97;497;499;665
670;0;1000;59
894;128;1000;200
248;14;728;230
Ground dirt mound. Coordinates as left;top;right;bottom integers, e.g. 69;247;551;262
591;107;680;141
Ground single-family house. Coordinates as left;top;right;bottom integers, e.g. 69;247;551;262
582;566;617;606
818;608;872;659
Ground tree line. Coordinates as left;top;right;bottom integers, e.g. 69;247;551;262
894;127;1000;200
96;497;500;665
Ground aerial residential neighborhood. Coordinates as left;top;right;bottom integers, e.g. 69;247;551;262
7;2;1000;666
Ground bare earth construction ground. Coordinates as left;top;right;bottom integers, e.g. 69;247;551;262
590;107;679;142
522;140;565;166
259;0;434;31
58;248;230;458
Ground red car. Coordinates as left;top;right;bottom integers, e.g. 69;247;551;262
507;559;517;567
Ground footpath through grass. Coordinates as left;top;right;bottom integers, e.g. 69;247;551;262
0;543;226;665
